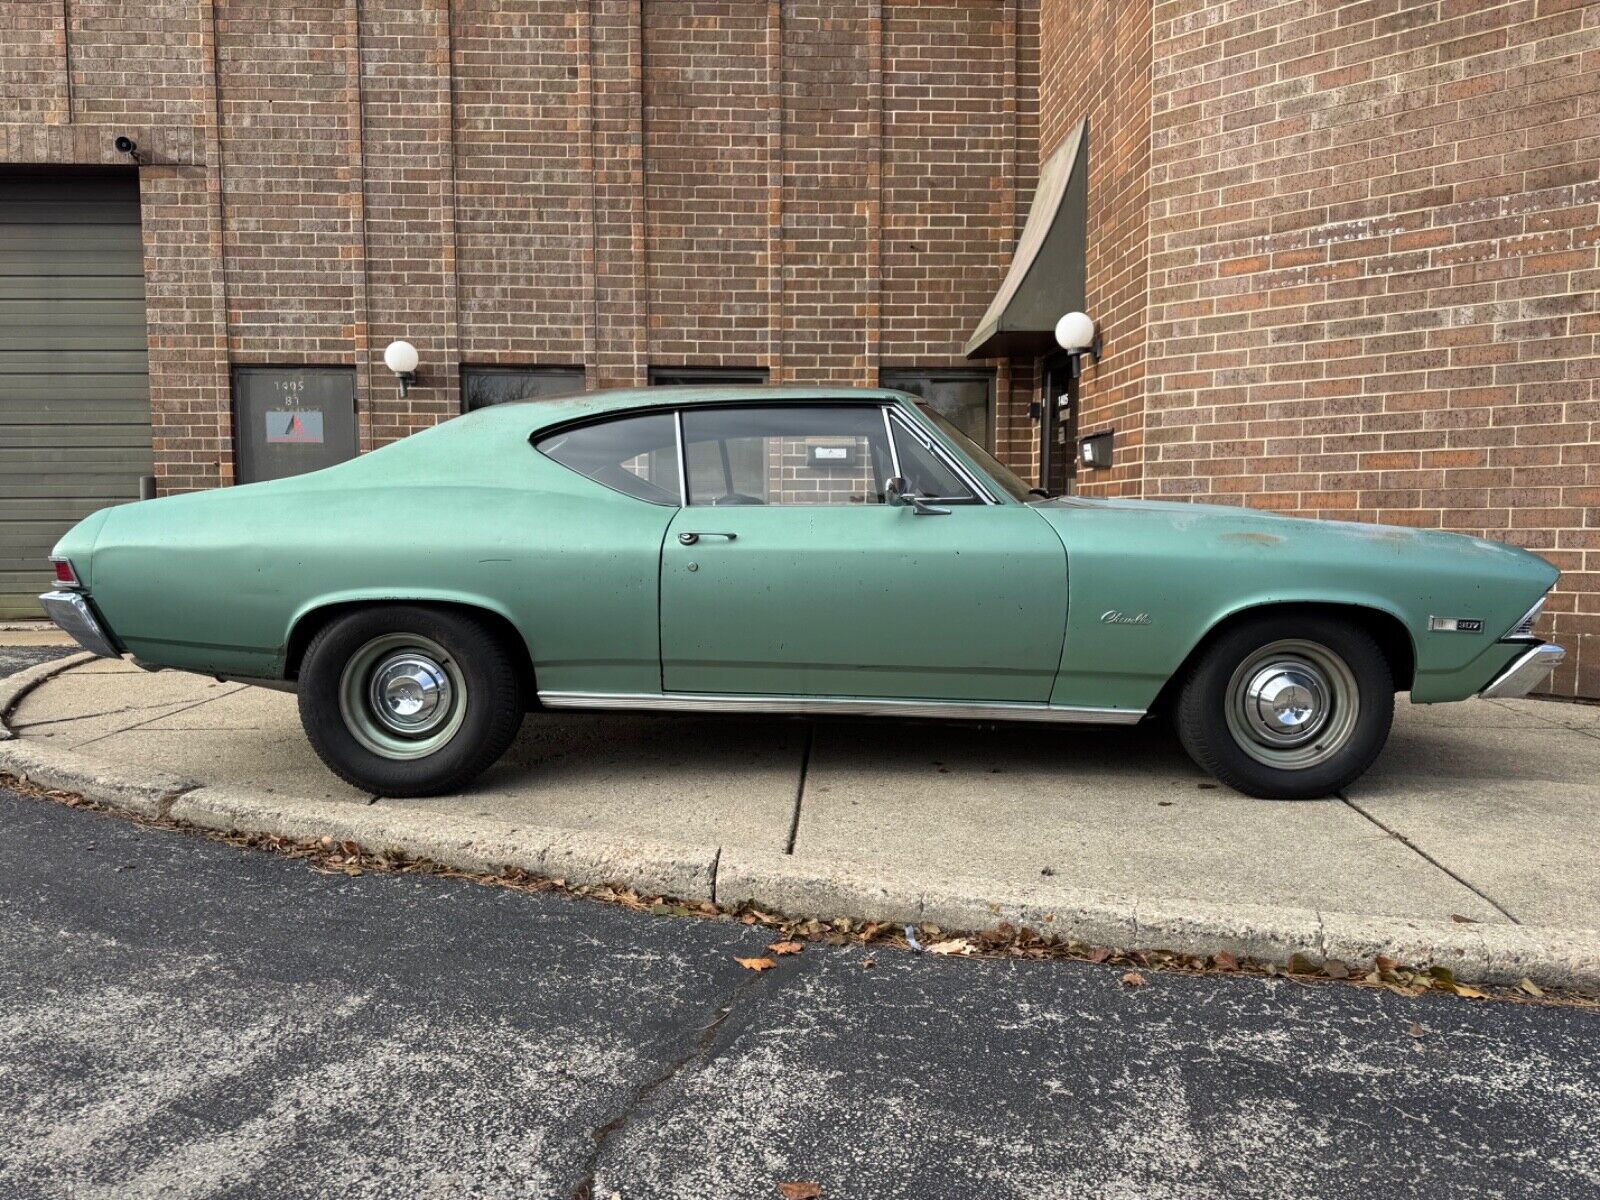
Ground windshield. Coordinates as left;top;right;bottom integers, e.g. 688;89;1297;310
913;402;1036;503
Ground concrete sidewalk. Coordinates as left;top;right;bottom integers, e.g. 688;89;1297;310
5;652;1600;985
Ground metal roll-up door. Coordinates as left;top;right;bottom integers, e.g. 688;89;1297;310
0;169;152;617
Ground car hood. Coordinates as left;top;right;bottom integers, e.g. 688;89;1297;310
1033;494;1559;587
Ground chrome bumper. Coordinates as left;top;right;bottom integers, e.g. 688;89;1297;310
38;590;121;659
1480;643;1564;700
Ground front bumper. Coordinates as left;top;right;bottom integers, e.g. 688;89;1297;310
38;590;121;659
1480;642;1564;699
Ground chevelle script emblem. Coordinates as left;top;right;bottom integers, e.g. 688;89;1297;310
1100;610;1152;626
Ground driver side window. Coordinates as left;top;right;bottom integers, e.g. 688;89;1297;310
681;406;892;507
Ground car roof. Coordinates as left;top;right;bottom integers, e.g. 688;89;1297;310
463;384;918;435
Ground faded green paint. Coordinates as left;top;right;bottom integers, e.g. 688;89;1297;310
52;386;1558;712
660;504;1069;701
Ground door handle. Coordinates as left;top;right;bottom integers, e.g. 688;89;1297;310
678;531;737;546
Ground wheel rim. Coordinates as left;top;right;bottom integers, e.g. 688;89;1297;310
338;633;467;760
1224;639;1359;770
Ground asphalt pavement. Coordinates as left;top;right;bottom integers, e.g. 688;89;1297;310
3;646;1599;1199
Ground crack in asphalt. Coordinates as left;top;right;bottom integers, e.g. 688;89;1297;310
785;721;814;855
568;967;781;1200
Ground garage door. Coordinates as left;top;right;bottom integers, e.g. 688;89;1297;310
0;170;152;618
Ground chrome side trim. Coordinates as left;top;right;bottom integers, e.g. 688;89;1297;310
538;690;1144;725
1480;643;1564;699
37;590;120;659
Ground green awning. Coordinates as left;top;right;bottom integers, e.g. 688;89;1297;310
964;120;1087;360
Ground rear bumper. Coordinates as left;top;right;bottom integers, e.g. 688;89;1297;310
1480;642;1564;700
38;590;121;659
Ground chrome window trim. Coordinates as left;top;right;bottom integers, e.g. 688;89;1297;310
881;405;902;479
538;690;1143;725
673;409;689;507
886;410;996;505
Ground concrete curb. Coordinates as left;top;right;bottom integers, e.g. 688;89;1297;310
0;650;96;737
169;787;719;902
4;657;1599;993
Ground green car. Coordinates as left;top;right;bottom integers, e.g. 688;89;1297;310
41;386;1562;799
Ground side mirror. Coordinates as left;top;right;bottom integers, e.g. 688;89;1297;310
884;476;949;516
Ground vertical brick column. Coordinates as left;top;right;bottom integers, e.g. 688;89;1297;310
590;0;648;388
359;0;460;438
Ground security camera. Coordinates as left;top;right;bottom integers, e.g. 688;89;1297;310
113;136;141;163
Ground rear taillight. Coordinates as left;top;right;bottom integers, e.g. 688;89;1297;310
51;557;81;588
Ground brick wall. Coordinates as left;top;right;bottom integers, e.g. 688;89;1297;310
0;0;1041;485
1141;0;1600;697
1039;0;1154;497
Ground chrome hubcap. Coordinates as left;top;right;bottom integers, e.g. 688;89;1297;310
338;633;467;761
1225;639;1359;771
1242;662;1328;745
369;654;453;735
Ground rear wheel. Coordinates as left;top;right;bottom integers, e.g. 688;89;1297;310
298;605;524;797
1176;614;1393;799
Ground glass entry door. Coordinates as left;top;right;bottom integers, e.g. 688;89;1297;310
1040;354;1077;496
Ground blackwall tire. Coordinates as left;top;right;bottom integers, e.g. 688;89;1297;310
297;605;525;797
1176;614;1393;800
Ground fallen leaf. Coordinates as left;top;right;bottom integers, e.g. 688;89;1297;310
1288;953;1319;976
1321;959;1350;980
1456;985;1487;999
1120;971;1146;988
1374;955;1398;973
1087;946;1112;964
1213;951;1239;971
1408;1021;1426;1038
767;941;803;957
778;1183;821;1199
1519;978;1545;998
735;956;776;972
926;939;973;956
1450;914;1478;924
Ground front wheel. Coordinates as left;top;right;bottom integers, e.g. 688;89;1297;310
298;605;525;797
1175;615;1393;799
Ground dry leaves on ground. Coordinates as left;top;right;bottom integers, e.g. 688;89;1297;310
736;956;777;972
767;941;803;957
778;1184;821;1200
1120;971;1146;988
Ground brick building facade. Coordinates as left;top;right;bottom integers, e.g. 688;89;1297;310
2;0;1597;696
1045;0;1599;698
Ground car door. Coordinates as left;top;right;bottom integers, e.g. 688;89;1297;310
659;403;1069;702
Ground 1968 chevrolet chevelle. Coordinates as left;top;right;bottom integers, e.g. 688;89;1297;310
41;386;1562;799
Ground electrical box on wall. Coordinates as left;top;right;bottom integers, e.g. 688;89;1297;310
1080;431;1113;470
809;442;858;468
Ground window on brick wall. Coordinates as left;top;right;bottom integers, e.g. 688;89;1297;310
648;366;769;387
681;406;892;507
880;369;996;451
462;365;585;411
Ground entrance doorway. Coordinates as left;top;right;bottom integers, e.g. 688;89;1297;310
1039;354;1077;496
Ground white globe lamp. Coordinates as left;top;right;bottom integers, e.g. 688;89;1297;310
1054;312;1100;377
383;340;420;396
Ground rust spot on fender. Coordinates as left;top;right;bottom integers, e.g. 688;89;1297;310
1220;532;1284;546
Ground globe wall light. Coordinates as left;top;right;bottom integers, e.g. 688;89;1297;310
384;340;420;397
1054;311;1101;379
